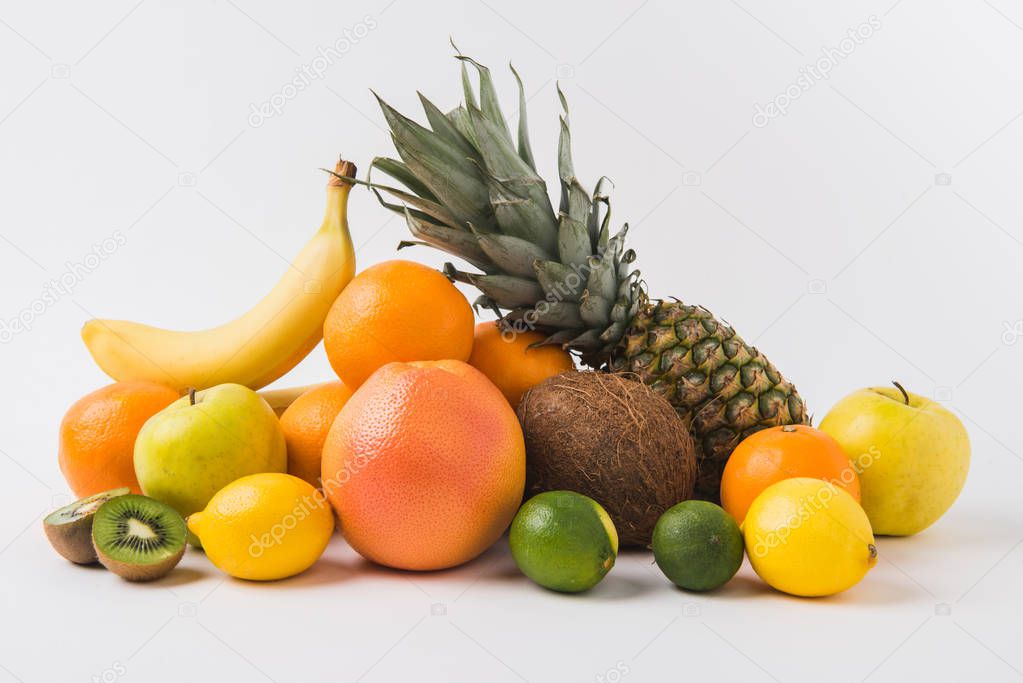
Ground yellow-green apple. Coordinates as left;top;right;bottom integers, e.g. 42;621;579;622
134;383;286;539
819;383;969;535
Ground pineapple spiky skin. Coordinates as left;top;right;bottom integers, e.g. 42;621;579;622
610;299;809;499
362;49;809;503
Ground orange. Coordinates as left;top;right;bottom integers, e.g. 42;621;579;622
59;381;179;497
279;381;353;488
321;359;525;570
323;260;475;387
467;321;575;407
720;424;861;523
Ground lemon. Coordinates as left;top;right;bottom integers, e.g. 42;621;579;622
743;477;876;597
187;473;334;581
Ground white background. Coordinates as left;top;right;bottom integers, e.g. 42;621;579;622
2;1;1022;681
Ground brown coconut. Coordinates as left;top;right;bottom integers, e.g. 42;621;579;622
516;371;699;547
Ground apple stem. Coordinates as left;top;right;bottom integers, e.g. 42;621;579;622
891;381;909;405
188;387;196;406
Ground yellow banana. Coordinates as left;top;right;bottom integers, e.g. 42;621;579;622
258;382;327;417
81;159;357;392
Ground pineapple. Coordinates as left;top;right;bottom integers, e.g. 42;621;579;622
359;52;808;500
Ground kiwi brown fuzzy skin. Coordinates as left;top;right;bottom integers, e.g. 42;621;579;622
95;545;184;582
516;371;699;547
44;519;98;565
43;488;130;565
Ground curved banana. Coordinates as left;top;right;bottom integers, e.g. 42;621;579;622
81;159;357;392
258;382;328;416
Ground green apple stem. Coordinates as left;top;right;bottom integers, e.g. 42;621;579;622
891;381;909;405
188;387;196;406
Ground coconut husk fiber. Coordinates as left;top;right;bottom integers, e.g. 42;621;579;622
516;371;698;547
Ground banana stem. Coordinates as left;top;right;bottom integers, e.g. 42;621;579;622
328;158;357;186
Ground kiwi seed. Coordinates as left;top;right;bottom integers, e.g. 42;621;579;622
91;494;186;582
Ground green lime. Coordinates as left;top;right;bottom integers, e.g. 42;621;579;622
652;500;743;591
509;491;618;593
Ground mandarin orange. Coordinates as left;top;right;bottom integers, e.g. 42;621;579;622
279;381;353;487
720;424;860;523
323;260;474;387
467;321;575;407
58;381;179;497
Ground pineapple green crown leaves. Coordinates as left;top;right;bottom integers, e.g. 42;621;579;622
355;47;810;502
359;49;644;362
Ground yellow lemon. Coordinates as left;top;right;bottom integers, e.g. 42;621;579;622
742;477;876;597
187;473;334;581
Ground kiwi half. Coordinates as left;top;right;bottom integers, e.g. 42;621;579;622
43;488;131;564
91;495;186;582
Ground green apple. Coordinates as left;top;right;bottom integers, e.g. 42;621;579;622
134;383;286;533
819;383;969;536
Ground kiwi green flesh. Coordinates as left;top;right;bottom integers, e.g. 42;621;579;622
92;495;186;581
43;488;131;564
